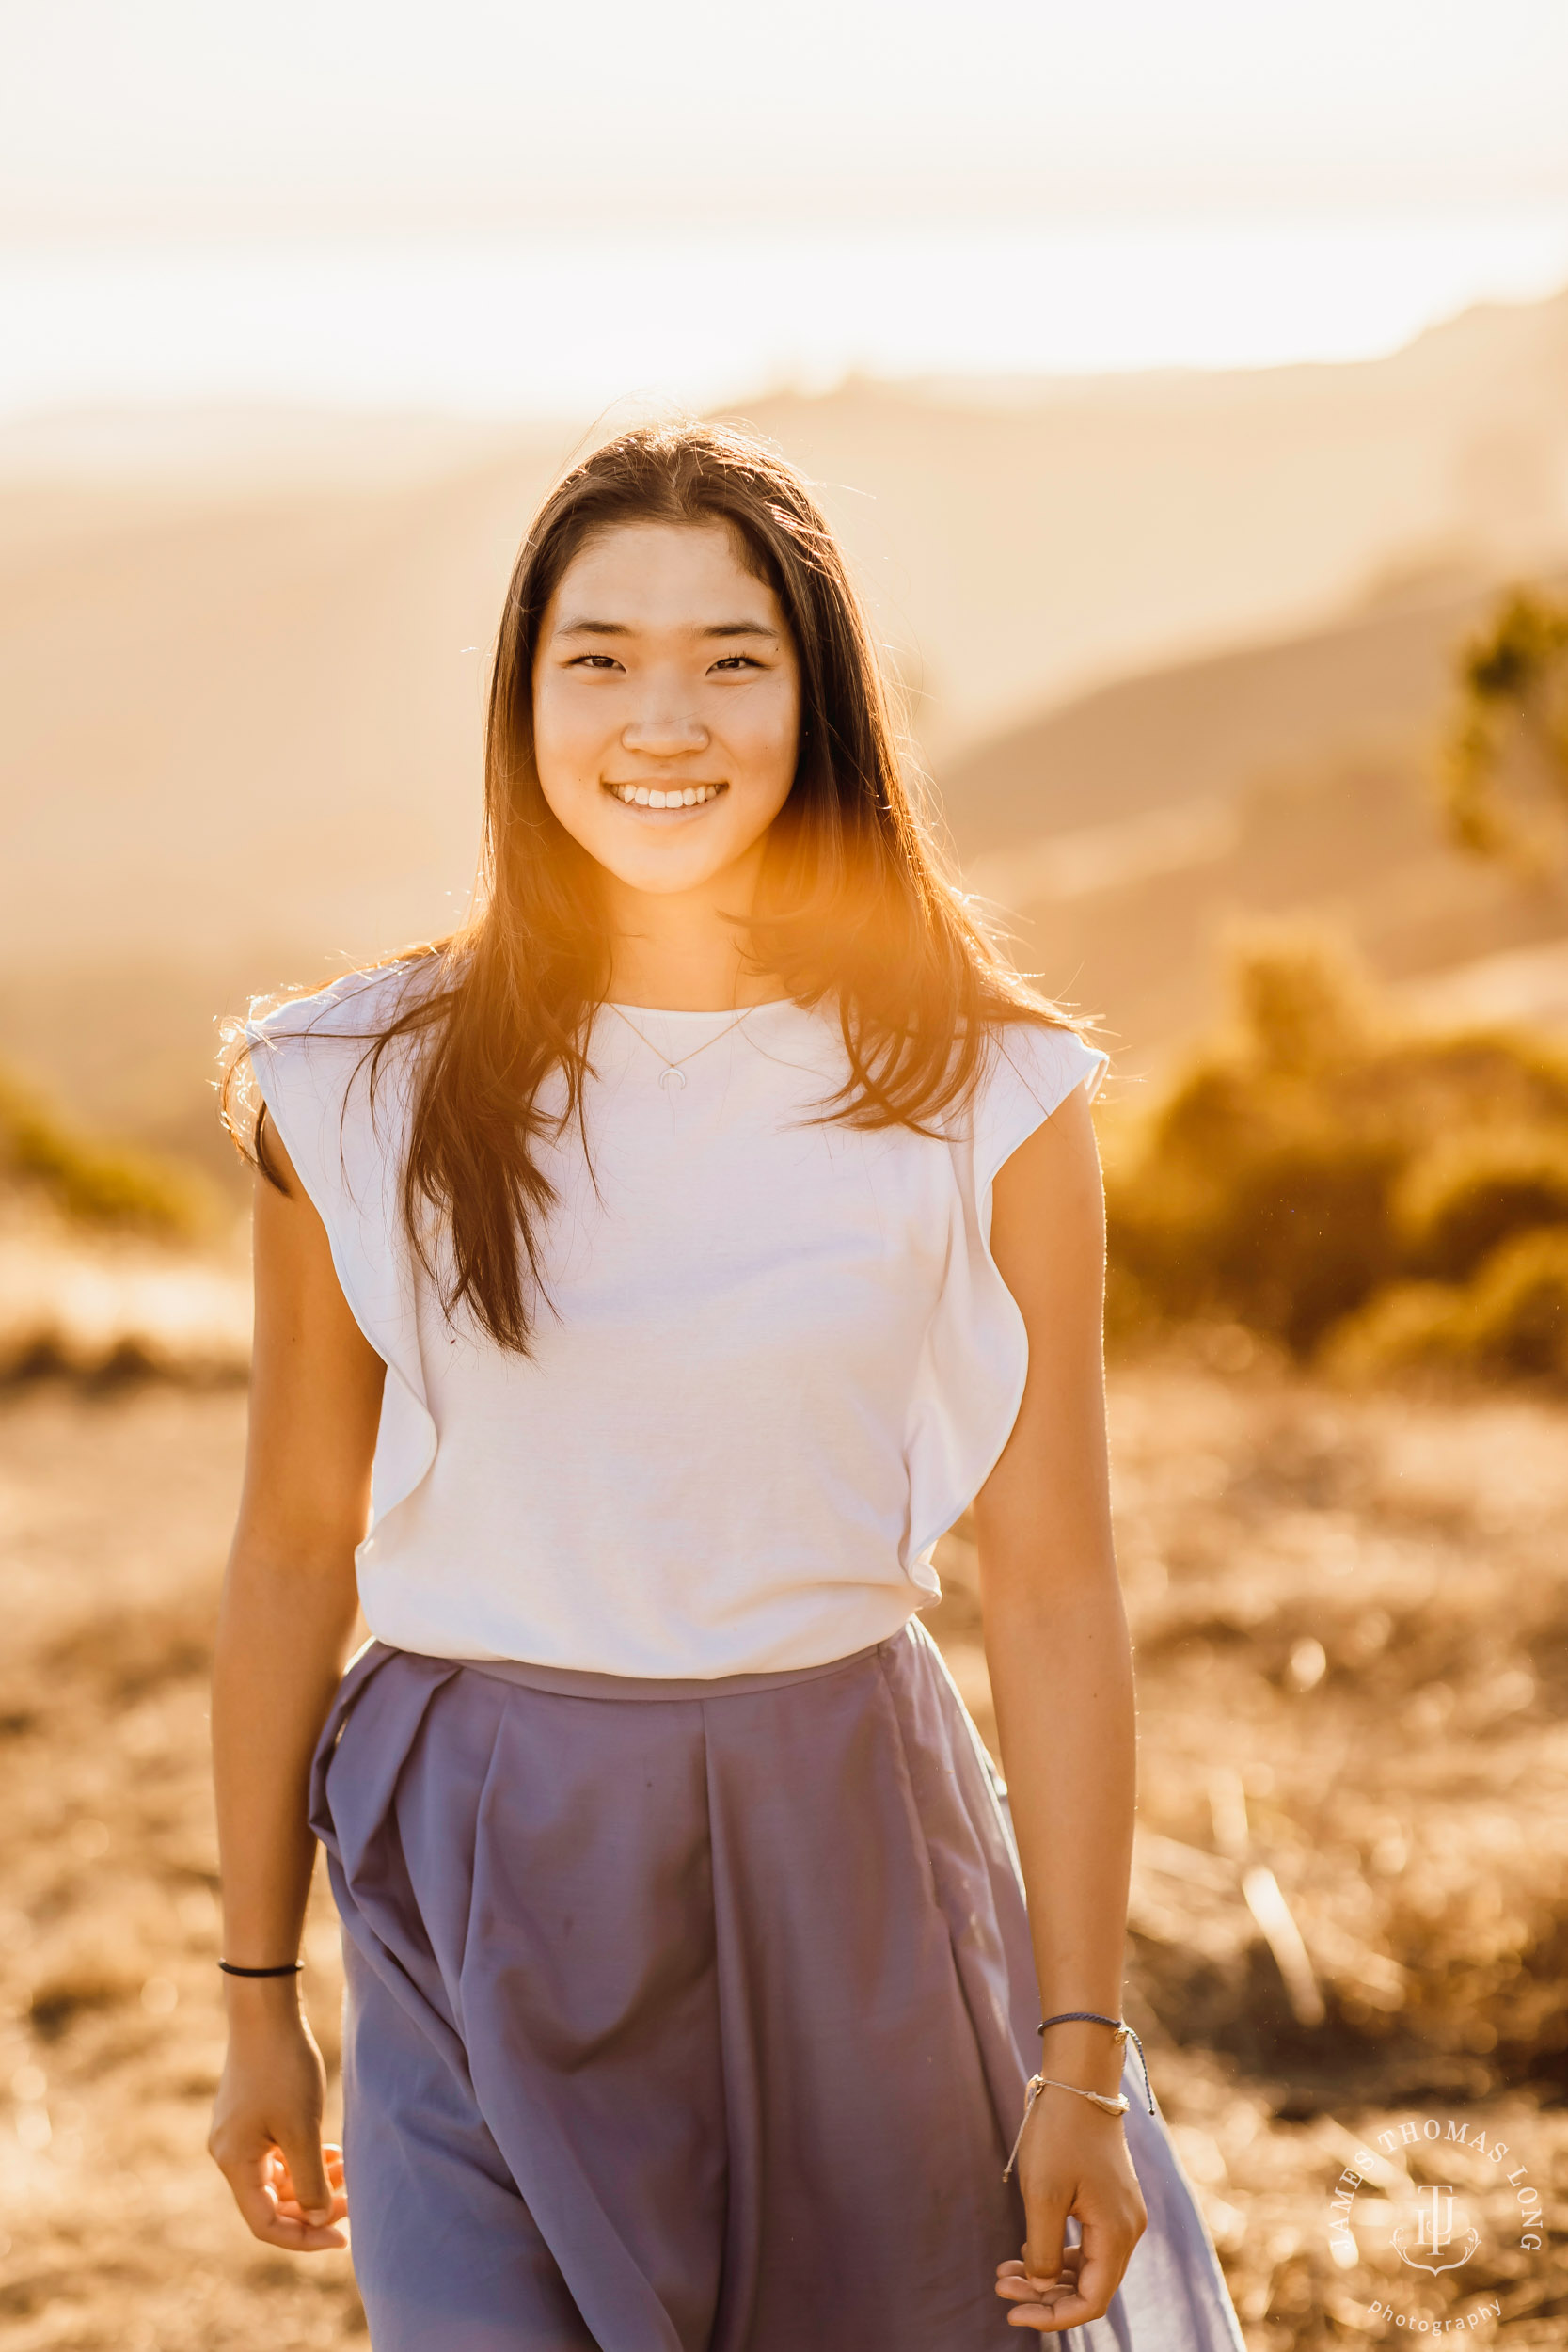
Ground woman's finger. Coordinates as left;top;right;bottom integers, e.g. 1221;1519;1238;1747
266;2148;349;2232
1022;2198;1072;2293
996;2249;1082;2283
1001;2257;1103;2334
995;2249;1083;2306
272;2129;336;2226
1068;2208;1136;2324
1006;2296;1095;2332
273;2186;351;2226
1002;2214;1140;2331
224;2152;287;2245
221;2146;349;2251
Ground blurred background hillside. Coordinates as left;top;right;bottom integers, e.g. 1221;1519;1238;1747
5;3;1568;2345
4;291;1568;1176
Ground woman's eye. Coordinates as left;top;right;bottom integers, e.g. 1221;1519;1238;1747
571;654;623;671
711;655;760;674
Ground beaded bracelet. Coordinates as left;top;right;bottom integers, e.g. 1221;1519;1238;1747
217;1960;304;1978
1037;2010;1157;2115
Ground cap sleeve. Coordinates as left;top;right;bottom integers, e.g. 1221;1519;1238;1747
969;1022;1109;1230
243;969;437;1534
903;1021;1109;1576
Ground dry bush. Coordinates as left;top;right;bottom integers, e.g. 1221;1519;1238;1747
1329;1228;1568;1383
1106;930;1568;1379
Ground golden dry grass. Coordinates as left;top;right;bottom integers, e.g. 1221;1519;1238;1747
2;1365;1566;2346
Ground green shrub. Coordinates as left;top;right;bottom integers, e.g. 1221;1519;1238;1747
1104;929;1568;1372
1394;1128;1568;1280
1324;1229;1568;1383
1110;1130;1401;1354
0;1067;214;1237
1228;925;1376;1079
1321;1279;1472;1381
1465;1227;1568;1376
1106;933;1396;1352
1200;1135;1402;1353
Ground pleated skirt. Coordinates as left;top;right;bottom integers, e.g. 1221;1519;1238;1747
309;1618;1244;2351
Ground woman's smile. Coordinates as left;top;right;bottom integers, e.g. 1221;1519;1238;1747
603;778;728;810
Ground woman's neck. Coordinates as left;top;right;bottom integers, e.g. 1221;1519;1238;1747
605;939;782;1012
599;857;782;1012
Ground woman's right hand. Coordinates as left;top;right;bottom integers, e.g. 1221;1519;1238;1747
208;1985;349;2251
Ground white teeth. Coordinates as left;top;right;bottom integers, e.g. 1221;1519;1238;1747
610;782;721;806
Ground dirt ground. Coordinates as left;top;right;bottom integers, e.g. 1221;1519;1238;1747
2;1359;1566;2349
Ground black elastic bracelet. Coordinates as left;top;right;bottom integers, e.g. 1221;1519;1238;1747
218;1959;304;1978
1037;2010;1157;2115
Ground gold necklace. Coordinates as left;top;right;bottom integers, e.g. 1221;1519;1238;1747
606;1002;757;1093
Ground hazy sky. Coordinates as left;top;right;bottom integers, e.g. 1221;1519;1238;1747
2;0;1565;416
5;0;1567;230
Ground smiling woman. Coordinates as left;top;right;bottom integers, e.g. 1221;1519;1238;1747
208;421;1244;2351
271;419;1075;1358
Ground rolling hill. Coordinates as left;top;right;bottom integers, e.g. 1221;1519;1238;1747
942;578;1568;1069
726;285;1568;758
938;573;1493;860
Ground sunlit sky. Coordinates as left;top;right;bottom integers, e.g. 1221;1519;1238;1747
3;0;1566;416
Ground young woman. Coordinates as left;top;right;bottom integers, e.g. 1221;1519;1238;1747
208;422;1243;2349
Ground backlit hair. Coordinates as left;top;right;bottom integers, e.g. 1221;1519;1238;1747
231;420;1080;1351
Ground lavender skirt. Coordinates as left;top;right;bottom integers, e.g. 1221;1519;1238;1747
309;1620;1243;2351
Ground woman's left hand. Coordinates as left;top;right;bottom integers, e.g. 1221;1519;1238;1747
994;2090;1147;2332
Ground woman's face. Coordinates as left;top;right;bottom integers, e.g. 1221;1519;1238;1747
532;520;801;898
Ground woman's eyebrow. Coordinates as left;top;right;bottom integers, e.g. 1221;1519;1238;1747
553;616;782;642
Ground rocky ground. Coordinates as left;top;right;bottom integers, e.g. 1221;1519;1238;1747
2;1358;1566;2348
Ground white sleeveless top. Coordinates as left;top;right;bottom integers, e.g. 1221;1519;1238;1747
245;968;1107;1677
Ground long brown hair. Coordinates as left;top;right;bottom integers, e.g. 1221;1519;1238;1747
237;420;1078;1350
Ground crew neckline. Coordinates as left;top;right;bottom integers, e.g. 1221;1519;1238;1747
603;998;797;1019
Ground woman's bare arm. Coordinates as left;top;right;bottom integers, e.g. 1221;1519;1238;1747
207;1122;385;2251
976;1079;1147;2332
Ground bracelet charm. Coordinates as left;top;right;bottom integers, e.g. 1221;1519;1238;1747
1037;2010;1157;2115
1003;2073;1132;2178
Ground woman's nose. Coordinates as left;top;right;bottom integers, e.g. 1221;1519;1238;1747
620;707;709;755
